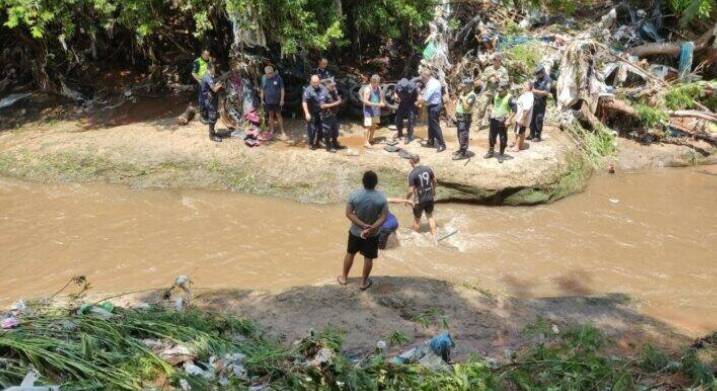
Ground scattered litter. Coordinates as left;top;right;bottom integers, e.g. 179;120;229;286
10;300;27;315
376;340;387;352
305;347;335;369
609;198;620;204
429;332;455;362
183;361;213;379
158;343;196;365
179;378;191;391
390;332;454;371
2;366;59;391
1;315;20;329
437;229;458;242
0;93;32;110
678;41;694;80
551;324;560;334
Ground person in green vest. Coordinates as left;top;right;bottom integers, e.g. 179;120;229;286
192;50;213;123
484;81;515;164
452;78;477;160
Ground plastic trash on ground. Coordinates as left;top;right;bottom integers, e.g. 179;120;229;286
390;333;454;371
0;93;32;110
2;367;59;391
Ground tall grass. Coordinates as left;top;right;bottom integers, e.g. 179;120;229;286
567;123;616;169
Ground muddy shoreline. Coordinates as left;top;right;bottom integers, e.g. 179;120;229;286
1;103;715;206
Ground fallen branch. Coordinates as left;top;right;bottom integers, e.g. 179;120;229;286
669;123;717;144
628;21;717;58
669;110;717;123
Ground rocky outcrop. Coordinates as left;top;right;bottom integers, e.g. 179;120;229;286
0;118;589;205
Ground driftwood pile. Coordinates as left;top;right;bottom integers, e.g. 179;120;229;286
444;1;717;146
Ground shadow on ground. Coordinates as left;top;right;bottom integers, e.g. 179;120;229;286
135;276;691;361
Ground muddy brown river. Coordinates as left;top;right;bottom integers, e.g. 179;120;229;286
1;167;716;335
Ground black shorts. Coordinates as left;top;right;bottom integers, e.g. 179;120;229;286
347;232;379;259
413;201;434;219
264;103;281;113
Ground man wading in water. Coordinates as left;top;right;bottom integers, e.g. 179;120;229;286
338;171;388;290
406;155;438;243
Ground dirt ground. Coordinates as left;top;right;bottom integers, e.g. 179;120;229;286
0;97;586;205
103;277;691;363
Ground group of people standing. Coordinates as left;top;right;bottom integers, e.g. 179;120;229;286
191;51;551;164
451;54;552;163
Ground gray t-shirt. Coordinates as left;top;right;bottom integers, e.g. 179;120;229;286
347;189;388;237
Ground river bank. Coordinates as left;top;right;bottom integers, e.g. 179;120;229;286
0;97;595;205
2;98;716;205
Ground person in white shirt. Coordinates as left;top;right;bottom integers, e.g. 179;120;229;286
510;81;534;152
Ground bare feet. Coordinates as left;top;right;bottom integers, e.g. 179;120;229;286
278;133;289;141
363;144;373;149
337;276;347;286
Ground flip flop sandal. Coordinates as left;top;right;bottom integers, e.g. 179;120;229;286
384;145;401;153
359;278;373;291
337;276;348;286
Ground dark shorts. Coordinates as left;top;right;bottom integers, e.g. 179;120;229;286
413;201;434;219
264;103;281;113
347;231;379;259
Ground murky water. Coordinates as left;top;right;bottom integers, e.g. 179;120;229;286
1;167;716;334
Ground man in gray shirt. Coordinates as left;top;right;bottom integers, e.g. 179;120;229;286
338;171;388;290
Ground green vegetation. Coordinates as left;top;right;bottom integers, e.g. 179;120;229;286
670;0;713;26
387;330;411;346
3;305;715;390
505;42;544;83
567;123;616;168
634;103;669;128
664;82;706;110
413;309;450;329
0;305;257;389
0;0;434;92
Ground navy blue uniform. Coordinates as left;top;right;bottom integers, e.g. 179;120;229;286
303;85;326;147
395;78;418;139
320;88;341;149
530;74;552;140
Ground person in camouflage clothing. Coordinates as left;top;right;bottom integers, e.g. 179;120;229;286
474;54;509;128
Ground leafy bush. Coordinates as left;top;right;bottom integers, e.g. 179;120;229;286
634;103;668;128
664;83;706;110
505;42;543;83
498;324;635;390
